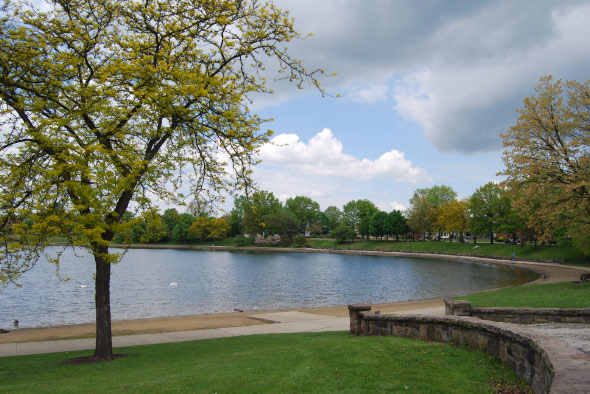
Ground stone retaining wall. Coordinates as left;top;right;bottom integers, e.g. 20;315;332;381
348;305;590;394
445;300;590;324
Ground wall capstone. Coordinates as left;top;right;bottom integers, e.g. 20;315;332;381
444;299;471;316
444;300;590;324
348;304;371;335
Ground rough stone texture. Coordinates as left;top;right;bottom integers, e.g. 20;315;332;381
348;304;371;335
444;299;471;316
349;305;590;394
444;300;590;324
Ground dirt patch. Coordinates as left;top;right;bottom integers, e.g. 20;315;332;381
60;353;131;365
0;300;448;343
302;298;446;317
1;313;267;344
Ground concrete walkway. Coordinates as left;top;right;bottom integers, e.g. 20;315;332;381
0;307;446;357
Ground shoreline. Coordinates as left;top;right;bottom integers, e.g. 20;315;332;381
0;298;445;344
2;245;588;344
116;243;589;285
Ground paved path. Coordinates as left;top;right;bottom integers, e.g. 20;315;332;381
0;307;446;357
528;323;590;355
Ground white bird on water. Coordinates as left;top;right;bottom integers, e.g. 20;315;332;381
170;282;178;286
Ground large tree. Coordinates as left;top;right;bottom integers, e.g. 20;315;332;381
469;182;511;244
171;213;196;243
369;210;388;240
131;209;169;244
436;199;470;242
285;195;321;234
342;199;378;239
228;195;247;237
500;76;590;255
262;207;299;238
241;190;282;236
386;210;408;241
188;216;210;243
407;185;456;240
0;0;323;360
323;206;342;232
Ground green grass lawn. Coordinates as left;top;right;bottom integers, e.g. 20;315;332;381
0;332;528;393
457;281;590;308
307;239;588;265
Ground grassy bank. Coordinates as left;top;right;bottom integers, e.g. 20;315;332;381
0;332;528;393
457;281;590;308
307;238;588;265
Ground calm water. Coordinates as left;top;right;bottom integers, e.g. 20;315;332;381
0;247;538;328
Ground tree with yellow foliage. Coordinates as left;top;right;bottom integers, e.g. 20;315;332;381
436;199;470;242
207;217;230;240
188;217;210;243
500;76;590;255
0;0;324;360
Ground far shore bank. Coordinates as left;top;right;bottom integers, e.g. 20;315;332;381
3;243;587;344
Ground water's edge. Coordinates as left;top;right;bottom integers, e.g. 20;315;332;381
108;243;550;283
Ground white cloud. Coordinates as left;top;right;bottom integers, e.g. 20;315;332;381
392;3;590;153
388;201;406;212
349;84;389;103
267;0;590;153
258;128;430;183
372;199;408;212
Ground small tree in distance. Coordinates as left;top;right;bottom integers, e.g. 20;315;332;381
207;218;230;240
469;183;511;244
386;210;409;241
369;211;388;240
436;200;470;243
189;217;210;244
332;224;357;243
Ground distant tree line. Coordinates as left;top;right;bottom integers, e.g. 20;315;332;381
226;192;409;243
111;206;230;245
107;177;580;251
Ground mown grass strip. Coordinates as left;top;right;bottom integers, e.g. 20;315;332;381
458;281;590;308
307;239;588;265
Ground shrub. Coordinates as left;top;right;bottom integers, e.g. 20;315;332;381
331;224;356;243
291;234;308;247
227;236;254;246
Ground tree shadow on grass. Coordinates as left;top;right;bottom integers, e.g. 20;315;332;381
60;353;133;365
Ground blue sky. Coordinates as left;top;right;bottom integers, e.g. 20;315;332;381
243;0;590;212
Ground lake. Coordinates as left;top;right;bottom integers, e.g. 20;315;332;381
0;247;538;328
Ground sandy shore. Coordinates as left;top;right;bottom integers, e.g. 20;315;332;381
0;298;446;344
1;248;587;344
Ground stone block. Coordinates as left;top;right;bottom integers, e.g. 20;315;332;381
444;299;471;316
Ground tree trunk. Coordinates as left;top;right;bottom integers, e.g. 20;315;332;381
490;228;494;244
94;244;113;360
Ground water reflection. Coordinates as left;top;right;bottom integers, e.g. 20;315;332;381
0;247;538;328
